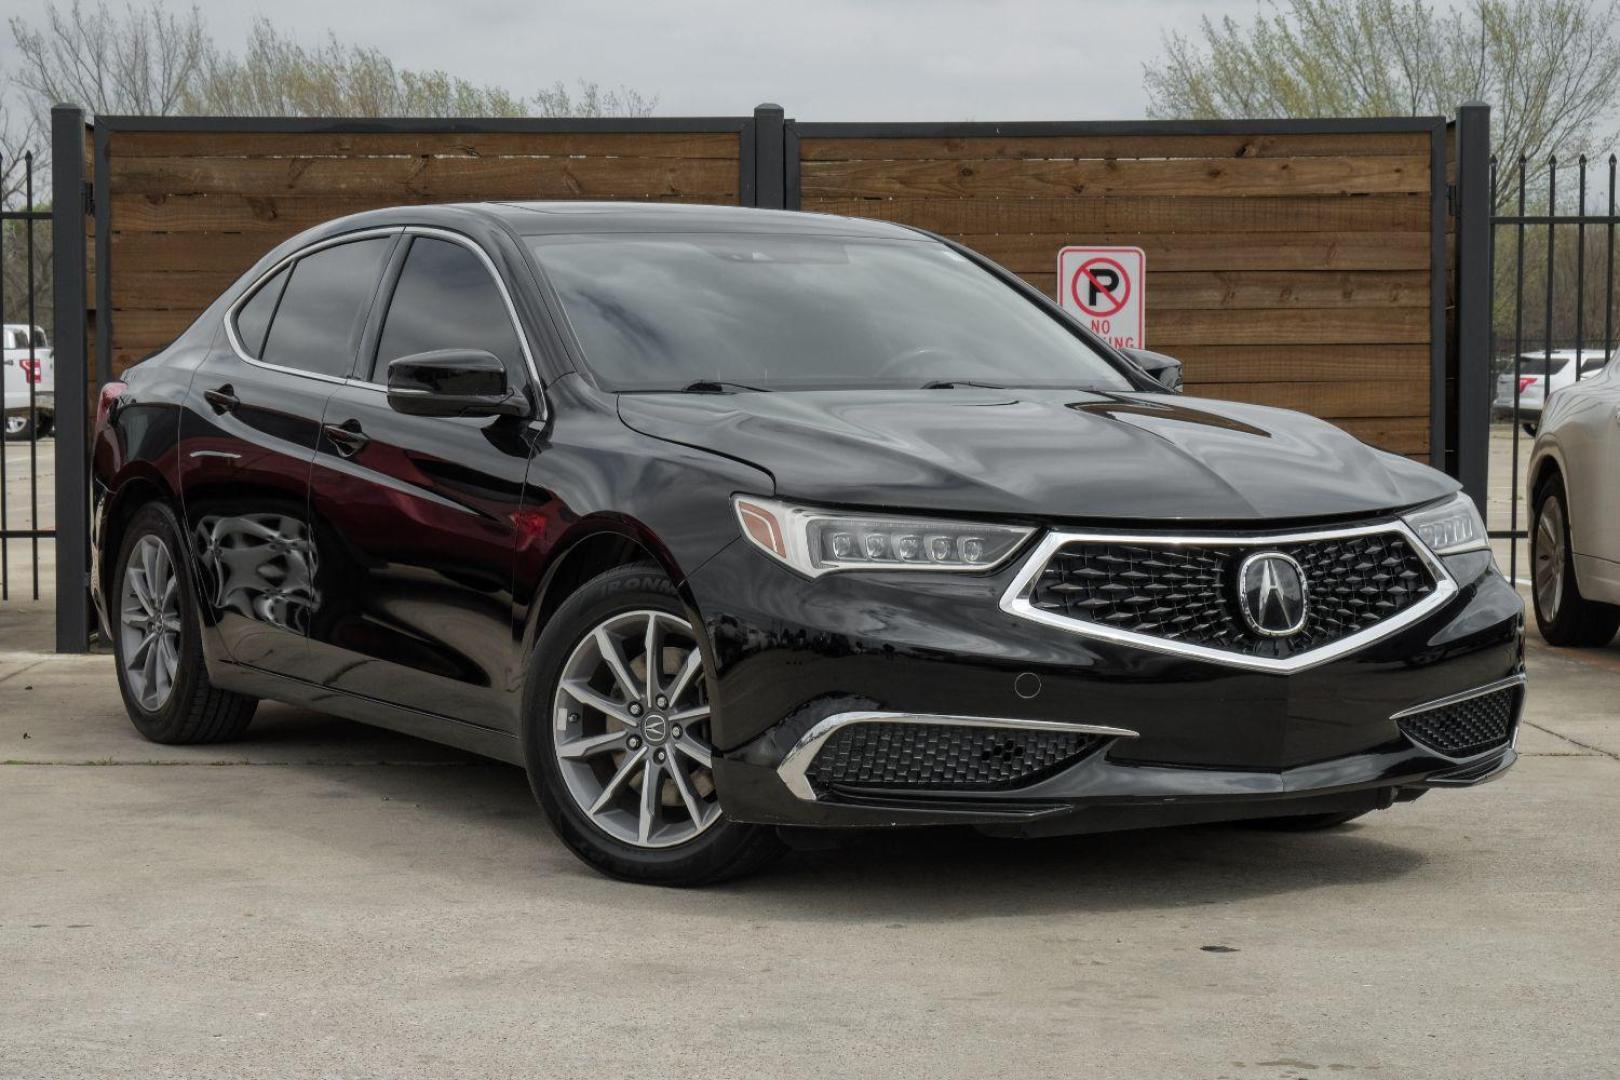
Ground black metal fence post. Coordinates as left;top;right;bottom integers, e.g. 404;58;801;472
753;103;786;210
51;104;90;653
1453;102;1492;512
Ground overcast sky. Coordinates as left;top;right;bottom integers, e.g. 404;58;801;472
3;0;1270;119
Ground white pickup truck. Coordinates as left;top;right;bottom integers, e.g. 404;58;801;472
2;323;54;439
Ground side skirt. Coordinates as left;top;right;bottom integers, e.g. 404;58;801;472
209;659;525;766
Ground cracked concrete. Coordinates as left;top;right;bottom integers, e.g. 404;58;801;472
2;604;1618;1079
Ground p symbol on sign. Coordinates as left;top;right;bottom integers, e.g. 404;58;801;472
1084;265;1120;308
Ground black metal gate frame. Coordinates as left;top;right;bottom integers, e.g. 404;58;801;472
49;103;1480;651
1;152;51;602
1485;145;1619;582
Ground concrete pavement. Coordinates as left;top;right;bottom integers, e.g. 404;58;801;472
3;618;1619;1077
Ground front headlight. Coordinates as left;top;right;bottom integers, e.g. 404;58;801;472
1401;491;1488;555
733;496;1034;577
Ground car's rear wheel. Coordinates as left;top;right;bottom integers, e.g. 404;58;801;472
1532;476;1620;647
523;563;784;885
112;502;258;743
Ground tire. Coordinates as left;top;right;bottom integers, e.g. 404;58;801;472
1531;475;1620;647
1245;810;1371;831
522;563;785;886
1521;421;1539;438
4;410;36;440
112;501;258;744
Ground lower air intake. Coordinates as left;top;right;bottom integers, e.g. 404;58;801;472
805;722;1100;791
1397;684;1519;758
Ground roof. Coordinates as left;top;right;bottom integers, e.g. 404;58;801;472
476;200;925;239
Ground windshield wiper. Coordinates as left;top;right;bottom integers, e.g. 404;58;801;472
921;379;1006;390
677;379;771;394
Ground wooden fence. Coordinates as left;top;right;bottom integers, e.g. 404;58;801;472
788;121;1446;459
85;109;1451;462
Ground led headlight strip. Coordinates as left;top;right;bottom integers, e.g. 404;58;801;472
734;496;1034;577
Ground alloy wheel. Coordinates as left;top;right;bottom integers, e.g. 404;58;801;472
1534;495;1565;622
4;413;28;437
120;534;183;711
551;609;720;849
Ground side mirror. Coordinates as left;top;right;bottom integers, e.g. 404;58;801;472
386;349;528;418
1120;347;1184;393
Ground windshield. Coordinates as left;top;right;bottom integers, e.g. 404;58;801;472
526;232;1134;393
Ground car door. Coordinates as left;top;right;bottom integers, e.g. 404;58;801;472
303;229;539;730
179;230;398;674
1577;361;1620;582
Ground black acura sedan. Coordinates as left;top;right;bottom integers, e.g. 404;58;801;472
92;202;1524;884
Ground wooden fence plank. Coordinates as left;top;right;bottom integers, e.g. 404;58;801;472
1003;234;1430;283
801;156;1430;199
108;191;724;233
1136;271;1427;310
110;131;740;159
1168;344;1430;383
1187;378;1428;417
109;155;738;198
801;194;1429;234
799;132;1432;162
1147;306;1429;346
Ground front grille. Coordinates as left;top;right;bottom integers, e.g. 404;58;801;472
805;722;1100;791
1027;531;1435;662
1398;685;1518;758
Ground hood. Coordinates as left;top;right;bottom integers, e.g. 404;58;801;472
616;388;1456;523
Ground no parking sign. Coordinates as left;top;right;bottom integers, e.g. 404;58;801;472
1057;245;1145;348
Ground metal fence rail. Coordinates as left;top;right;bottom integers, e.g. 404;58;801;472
1490;152;1619;582
1;150;53;601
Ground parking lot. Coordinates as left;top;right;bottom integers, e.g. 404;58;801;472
3;526;1619;1075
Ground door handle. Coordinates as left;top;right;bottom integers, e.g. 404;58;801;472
322;419;370;457
203;384;238;414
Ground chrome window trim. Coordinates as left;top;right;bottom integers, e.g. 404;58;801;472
997;520;1459;675
776;710;1139;802
223;227;401;385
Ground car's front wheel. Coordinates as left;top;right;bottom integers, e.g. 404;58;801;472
523;563;784;885
112;502;258;743
1532;475;1620;646
4;409;38;440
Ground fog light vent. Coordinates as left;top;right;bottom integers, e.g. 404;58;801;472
1396;683;1519;759
805;721;1100;791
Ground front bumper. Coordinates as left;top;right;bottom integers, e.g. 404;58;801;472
687;537;1525;836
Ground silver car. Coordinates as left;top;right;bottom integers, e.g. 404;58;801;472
1527;355;1620;646
1495;349;1613;433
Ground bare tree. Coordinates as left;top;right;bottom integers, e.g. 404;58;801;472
9;0;210;115
10;2;657;122
1144;0;1620;205
189;19;529;118
0;85;43;209
532;80;658;119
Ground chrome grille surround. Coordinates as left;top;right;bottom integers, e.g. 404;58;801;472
999;520;1458;674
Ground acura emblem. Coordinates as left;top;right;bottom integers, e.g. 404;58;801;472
1237;552;1309;637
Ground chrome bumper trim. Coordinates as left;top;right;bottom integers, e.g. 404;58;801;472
998;520;1459;675
1391;672;1527;762
777;711;1139;802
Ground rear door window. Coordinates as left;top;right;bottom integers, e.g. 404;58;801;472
259;237;392;379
